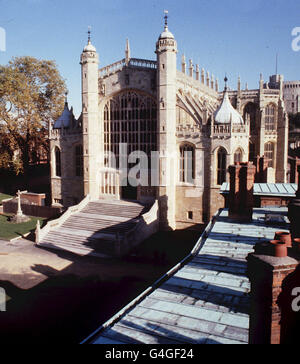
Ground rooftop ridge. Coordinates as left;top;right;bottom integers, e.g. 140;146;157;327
176;70;219;98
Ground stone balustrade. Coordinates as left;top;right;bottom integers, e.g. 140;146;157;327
99;58;157;78
118;200;159;256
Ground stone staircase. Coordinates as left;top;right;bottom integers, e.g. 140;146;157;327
37;200;150;258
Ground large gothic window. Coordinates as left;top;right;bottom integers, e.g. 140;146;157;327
179;144;195;183
103;91;157;169
75;145;83;177
264;142;275;168
55;147;61;177
265;104;276;131
217;147;227;185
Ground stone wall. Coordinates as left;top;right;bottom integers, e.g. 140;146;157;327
3;200;62;219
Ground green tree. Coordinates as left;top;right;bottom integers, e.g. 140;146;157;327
0;56;67;176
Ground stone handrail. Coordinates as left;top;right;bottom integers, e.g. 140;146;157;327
232;124;247;133
116;200;159;256
35;195;91;244
99;59;126;78
99;168;120;199
213;124;231;135
212;123;248;136
263;89;280;95
128;58;157;69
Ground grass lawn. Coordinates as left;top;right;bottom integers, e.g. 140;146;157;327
0;214;46;240
0;193;13;204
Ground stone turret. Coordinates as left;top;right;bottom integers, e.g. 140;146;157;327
155;10;177;230
80;30;101;200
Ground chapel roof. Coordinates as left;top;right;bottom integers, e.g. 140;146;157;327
83;40;96;53
53;100;74;129
214;78;244;125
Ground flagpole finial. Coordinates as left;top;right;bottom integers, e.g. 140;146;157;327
87;26;91;43
164;10;169;29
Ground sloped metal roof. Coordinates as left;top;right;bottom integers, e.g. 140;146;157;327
220;183;297;197
82;206;289;345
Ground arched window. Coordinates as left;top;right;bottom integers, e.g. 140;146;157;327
179;144;195;183
265;104;276;131
55;147;61;177
103;91;157;169
234;148;243;164
217;148;227;185
75;145;83;177
264;142;275;168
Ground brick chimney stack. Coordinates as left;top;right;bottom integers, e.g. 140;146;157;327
228;162;256;221
247;252;300;344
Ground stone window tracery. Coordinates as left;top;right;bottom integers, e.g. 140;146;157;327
103;91;157;169
265;104;276;131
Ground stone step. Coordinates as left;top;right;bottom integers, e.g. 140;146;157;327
82;202;146;218
41;234;116;255
38;199;148;258
39;241;112;258
52;227;117;240
62;219;136;234
76;212;138;223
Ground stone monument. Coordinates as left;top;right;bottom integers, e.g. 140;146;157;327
10;190;30;223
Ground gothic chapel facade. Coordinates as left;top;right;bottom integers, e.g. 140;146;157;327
50;16;289;230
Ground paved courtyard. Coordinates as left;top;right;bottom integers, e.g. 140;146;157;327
0;230;198;344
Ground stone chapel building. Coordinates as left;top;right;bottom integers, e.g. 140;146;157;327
49;15;289;230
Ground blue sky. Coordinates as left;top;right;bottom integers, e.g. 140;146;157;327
1;0;300;117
